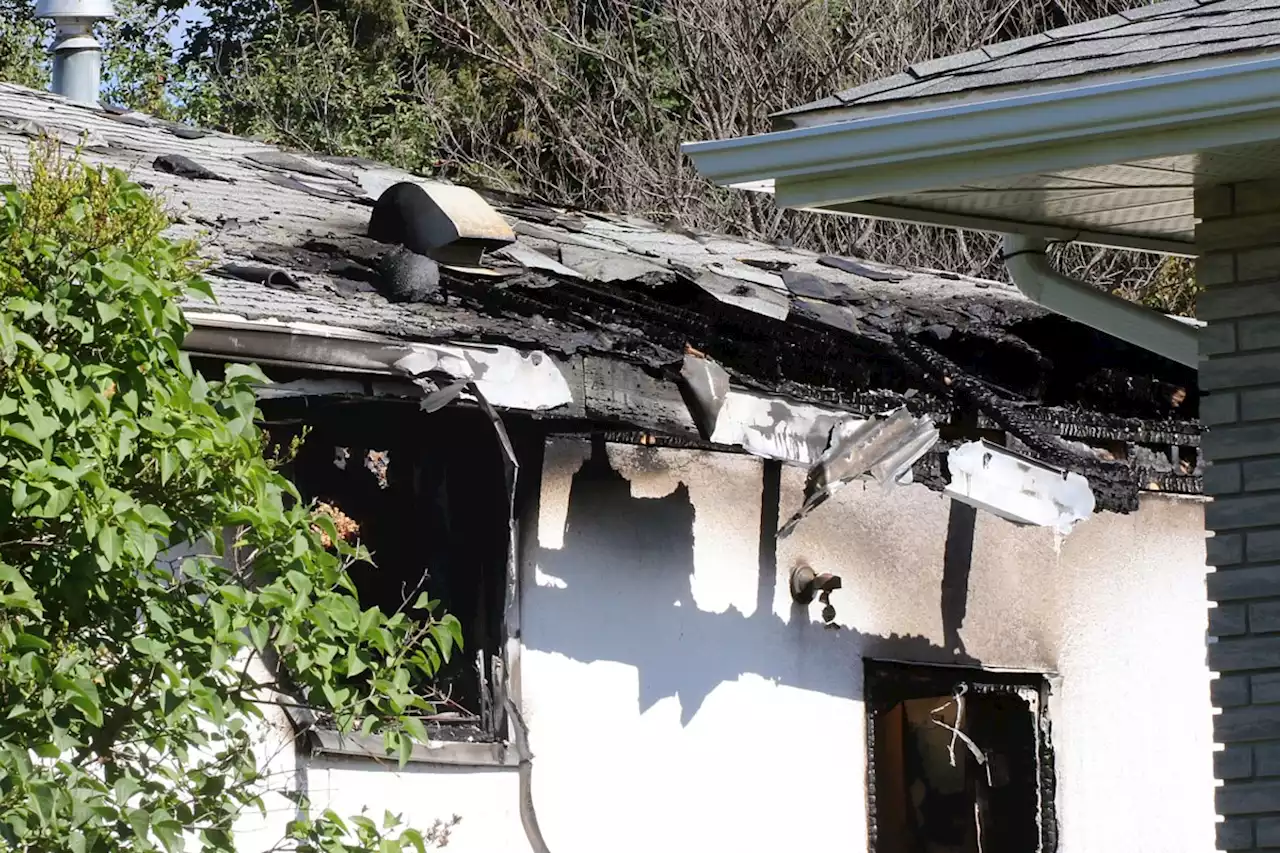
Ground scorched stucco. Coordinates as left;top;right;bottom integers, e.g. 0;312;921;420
235;438;1214;853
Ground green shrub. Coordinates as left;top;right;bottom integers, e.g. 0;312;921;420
0;141;452;852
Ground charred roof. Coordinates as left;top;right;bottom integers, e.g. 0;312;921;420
0;82;1202;510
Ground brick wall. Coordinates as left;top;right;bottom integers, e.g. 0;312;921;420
1198;182;1280;851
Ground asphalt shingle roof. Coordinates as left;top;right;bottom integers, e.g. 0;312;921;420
0;82;1202;507
778;0;1280;123
0;82;1039;368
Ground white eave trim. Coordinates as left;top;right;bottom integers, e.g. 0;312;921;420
682;54;1280;215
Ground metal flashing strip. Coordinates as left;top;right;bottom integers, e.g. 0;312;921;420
708;391;847;466
778;407;940;538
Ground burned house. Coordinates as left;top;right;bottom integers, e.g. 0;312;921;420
0;79;1215;853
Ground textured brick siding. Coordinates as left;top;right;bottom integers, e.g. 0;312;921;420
1199;182;1280;852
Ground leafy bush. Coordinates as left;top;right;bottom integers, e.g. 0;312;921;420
0;142;454;851
0;2;49;91
181;9;440;174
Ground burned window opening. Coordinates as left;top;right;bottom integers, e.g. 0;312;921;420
866;660;1056;853
262;399;534;742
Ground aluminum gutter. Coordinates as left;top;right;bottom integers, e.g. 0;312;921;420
182;311;575;411
1001;234;1199;368
682;54;1280;243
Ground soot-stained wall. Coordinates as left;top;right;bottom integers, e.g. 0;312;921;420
519;438;1215;853
242;438;1214;853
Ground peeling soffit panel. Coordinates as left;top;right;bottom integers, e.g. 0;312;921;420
945;440;1095;535
679;351;840;463
678;353;730;438
678;352;936;475
708;392;849;465
394;345;573;411
779;407;940;537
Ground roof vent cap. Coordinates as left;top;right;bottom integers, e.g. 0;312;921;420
369;182;515;267
35;0;116;18
36;0;115;105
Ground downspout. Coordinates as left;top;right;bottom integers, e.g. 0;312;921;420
506;699;553;853
1001;234;1199;368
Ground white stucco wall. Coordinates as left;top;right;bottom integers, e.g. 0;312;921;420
246;438;1215;853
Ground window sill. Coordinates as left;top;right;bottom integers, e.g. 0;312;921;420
308;729;519;768
282;703;517;768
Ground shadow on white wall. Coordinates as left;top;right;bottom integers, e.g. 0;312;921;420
526;441;978;725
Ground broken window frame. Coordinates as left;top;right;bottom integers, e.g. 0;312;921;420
864;659;1058;853
247;385;543;768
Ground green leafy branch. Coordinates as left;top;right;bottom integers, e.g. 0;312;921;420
0;141;458;852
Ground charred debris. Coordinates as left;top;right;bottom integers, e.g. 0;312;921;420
0;82;1202;516
243;187;1198;517
251;216;1199;514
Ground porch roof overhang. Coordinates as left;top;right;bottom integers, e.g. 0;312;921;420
682;53;1280;255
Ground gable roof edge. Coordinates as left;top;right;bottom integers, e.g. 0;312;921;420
684;54;1280;253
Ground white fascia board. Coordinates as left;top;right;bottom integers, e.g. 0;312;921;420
682;55;1280;209
182;312;574;412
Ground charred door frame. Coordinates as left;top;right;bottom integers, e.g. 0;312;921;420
864;659;1058;853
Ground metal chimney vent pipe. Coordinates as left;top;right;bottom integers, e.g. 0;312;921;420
35;0;116;104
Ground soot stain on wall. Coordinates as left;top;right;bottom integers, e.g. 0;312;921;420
528;441;978;725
